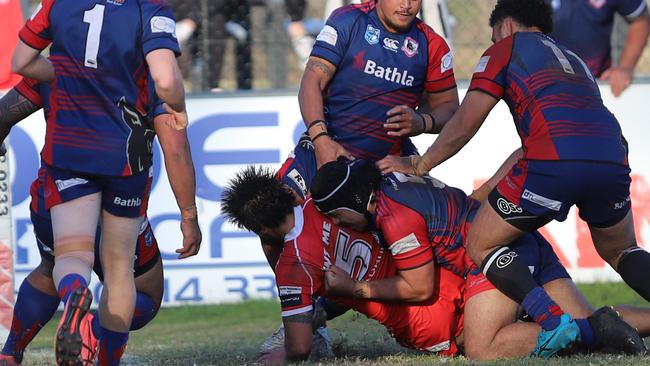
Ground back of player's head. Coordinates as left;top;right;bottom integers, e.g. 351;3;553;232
221;165;295;234
489;0;553;34
311;158;382;214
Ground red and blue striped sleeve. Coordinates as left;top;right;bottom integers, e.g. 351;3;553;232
376;195;433;271
468;35;514;99
19;0;56;50
416;22;456;93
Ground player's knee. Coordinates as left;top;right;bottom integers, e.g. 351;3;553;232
463;339;494;361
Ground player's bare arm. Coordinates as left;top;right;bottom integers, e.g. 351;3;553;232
325;259;435;302
377;90;498;176
154;114;202;258
0;88;40;144
11;41;54;82
299;56;353;166
283;311;314;362
384;88;460;137
602;11;650;97
146;49;188;129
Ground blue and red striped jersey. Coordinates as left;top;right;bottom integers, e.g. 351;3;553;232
14;77;165;218
469;32;627;164
311;2;456;160
374;173;478;278
549;0;647;77
19;0;180;176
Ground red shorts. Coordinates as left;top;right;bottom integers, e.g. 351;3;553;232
350;266;465;356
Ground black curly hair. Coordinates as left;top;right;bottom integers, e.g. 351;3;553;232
221;165;295;234
489;0;553;34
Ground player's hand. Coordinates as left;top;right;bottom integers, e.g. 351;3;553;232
257;347;286;365
176;211;202;259
313;136;354;168
162;103;189;130
601;66;633;98
384;105;424;137
0;143;6;157
324;265;357;297
375;154;422;175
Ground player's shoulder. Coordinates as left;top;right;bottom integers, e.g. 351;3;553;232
329;2;374;24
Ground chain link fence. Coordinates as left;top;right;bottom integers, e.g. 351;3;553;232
19;0;650;92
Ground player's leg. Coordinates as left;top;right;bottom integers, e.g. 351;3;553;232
589;211;650;302
96;170;151;366
0;258;59;365
463;287;538;360
466;161;581;356
576;163;650;301
465;200;572;335
131;256;163;330
614;305;650;337
96;211;141;366
50;191;100;366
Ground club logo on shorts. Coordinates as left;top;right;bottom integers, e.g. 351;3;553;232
364;24;380;45
496;251;518;269
521;189;561;211
496;198;523;215
55;178;89;192
401;37;419;57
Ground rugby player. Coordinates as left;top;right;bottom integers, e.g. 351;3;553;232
378;0;650;355
311;158;647;359
0;77;199;365
12;0;190;363
221;165;648;362
280;0;459;202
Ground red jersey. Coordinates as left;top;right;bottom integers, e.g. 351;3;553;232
275;199;464;355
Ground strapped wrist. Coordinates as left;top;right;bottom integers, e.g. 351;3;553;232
307;119;327;131
311;131;329;143
181;204;198;221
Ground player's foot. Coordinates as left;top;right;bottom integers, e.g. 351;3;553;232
259;324;285;354
589;306;647;355
0;353;21;366
79;312;99;365
55;287;93;366
531;313;580;358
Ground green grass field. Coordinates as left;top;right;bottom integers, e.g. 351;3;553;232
19;282;650;365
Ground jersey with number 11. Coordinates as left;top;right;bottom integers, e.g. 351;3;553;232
468;32;627;165
19;0;180;176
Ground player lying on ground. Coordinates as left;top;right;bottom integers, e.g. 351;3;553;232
0;79;200;366
311;159;647;359
378;0;650;356
221;165;649;363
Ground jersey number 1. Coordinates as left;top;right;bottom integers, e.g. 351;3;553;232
83;4;105;69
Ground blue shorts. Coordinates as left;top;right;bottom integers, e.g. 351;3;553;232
31;211;160;280
277;135;318;202
466;230;570;299
492;159;631;231
44;164;152;217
